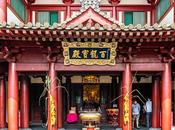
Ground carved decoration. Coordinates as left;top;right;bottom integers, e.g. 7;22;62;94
80;0;101;12
27;0;35;4
123;93;129;125
62;0;74;3
117;47;138;63
62;42;118;65
147;0;156;4
82;75;99;83
156;47;175;62
46;46;61;62
108;0;120;4
0;46;21;62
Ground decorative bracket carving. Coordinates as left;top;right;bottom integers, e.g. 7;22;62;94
118;47;137;63
62;0;74;4
27;0;36;4
0;46;21;62
147;0;156;5
156;47;175;63
46;46;61;63
108;0;120;4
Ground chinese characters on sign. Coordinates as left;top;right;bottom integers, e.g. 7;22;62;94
62;42;117;65
69;48;110;59
82;75;99;83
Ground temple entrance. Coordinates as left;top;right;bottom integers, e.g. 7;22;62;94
29;83;47;124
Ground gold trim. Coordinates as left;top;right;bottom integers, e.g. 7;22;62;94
62;42;117;65
123;93;129;125
82;75;99;83
50;94;56;127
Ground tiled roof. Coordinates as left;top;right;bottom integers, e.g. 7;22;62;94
1;22;175;31
62;7;120;26
0;21;175;43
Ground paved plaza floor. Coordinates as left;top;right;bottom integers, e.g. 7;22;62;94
30;123;150;130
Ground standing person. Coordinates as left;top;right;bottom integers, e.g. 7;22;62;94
145;98;152;128
132;100;141;129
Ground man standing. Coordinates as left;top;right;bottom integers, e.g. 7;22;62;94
132;100;141;128
145;98;152;128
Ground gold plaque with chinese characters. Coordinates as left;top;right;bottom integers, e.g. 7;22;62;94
62;42;117;65
82;75;99;83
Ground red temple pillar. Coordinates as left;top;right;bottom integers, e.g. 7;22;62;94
118;76;123;128
0;76;6;128
161;63;172;130
122;64;132;130
57;75;63;128
117;77;123;128
48;63;58;130
152;76;160;128
0;0;7;22
20;76;29;128
8;62;18;130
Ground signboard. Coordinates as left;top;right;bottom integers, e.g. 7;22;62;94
82;75;99;83
62;42;117;65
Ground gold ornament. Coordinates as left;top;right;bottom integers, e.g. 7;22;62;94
50;94;56;127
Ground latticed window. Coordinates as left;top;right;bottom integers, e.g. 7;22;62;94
37;11;59;25
156;0;170;21
124;11;145;26
11;0;26;21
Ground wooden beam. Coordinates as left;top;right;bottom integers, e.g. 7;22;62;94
52;30;57;36
144;31;149;36
121;32;125;37
131;63;164;71
22;30;27;35
151;31;156;36
76;31;80;36
16;63;49;71
136;32;140;36
114;32;118;37
55;63;125;71
90;32;95;37
129;32;133;36
45;30;51;36
15;63;165;72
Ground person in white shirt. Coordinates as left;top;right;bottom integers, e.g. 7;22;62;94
144;98;152;128
132;100;141;128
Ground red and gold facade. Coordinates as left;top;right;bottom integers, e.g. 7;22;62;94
0;0;174;130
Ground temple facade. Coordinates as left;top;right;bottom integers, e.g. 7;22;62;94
0;0;175;130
